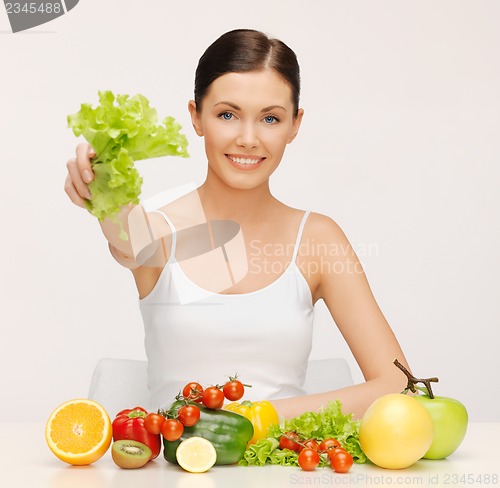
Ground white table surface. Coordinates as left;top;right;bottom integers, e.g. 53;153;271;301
1;422;498;487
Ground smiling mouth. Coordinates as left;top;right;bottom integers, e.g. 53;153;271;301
226;154;265;167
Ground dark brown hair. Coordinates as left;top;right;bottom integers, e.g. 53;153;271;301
194;29;301;116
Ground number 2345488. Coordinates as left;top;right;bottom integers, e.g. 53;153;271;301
5;3;62;14
443;473;498;485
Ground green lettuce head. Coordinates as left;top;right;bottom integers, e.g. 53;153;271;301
67;90;189;222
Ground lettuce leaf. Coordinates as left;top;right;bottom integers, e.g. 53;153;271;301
239;438;300;467
240;401;367;467
67;90;189;224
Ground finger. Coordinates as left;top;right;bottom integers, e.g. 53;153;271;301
66;157;92;201
75;142;96;184
64;173;87;208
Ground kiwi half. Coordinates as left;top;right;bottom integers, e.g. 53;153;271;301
111;440;152;469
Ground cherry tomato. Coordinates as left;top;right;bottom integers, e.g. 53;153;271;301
279;431;302;452
182;382;204;403
161;418;184;441
298;448;320;471
327;446;349;460
318;437;341;453
223;379;245;401
299;439;320;452
202;386;225;409
330;449;354;473
144;412;165;435
177;404;201;427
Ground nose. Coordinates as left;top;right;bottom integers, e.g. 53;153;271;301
236;121;259;148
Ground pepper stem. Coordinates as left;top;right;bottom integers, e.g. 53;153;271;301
127;410;147;418
393;359;439;399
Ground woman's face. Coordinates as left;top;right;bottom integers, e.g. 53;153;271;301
189;69;303;191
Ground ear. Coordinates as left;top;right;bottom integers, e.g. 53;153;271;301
188;100;204;137
287;108;304;144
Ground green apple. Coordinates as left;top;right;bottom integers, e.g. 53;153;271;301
413;395;468;459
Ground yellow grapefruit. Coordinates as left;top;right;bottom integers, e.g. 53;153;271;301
45;398;112;465
359;393;434;469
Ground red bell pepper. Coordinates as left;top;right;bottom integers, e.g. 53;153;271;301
112;406;161;460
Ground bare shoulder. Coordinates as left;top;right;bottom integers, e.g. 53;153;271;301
299;211;360;268
292;211;351;302
304;211;350;245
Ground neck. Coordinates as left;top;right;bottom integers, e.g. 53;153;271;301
198;171;277;224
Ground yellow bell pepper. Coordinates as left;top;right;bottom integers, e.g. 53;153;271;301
224;400;279;445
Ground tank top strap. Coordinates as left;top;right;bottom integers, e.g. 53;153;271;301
292;211;311;263
151;209;177;262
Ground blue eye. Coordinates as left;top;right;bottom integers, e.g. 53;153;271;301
263;115;278;124
219;112;233;121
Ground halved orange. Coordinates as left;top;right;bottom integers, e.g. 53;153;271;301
45;398;113;465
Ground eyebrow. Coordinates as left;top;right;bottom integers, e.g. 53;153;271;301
214;101;287;112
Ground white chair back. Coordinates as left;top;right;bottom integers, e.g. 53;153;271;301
88;357;353;417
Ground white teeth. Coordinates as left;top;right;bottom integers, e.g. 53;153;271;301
229;156;261;165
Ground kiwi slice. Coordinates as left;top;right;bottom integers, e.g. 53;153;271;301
111;440;152;469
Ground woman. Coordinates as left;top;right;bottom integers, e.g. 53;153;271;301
65;29;411;419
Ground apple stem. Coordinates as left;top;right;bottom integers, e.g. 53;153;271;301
394;359;439;399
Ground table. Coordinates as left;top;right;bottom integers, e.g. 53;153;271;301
1;423;498;487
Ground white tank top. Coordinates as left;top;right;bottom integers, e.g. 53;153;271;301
139;210;314;410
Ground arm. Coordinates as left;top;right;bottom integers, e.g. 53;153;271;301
64;142;165;268
272;214;411;419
